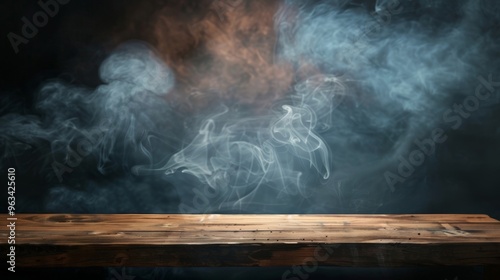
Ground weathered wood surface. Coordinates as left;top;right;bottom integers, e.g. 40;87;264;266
2;214;500;267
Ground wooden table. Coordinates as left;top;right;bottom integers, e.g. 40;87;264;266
2;214;500;278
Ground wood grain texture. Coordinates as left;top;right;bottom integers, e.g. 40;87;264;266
2;214;500;267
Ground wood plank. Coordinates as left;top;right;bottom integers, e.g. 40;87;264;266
2;214;500;267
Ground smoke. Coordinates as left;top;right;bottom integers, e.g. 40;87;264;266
156;0;500;213
1;41;179;212
2;0;500;216
155;75;342;212
270;0;500;212
2;1;500;279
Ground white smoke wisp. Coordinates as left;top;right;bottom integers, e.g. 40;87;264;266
2;0;500;217
269;0;500;212
161;76;343;212
1;42;179;213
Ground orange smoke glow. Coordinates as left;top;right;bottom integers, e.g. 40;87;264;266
147;0;294;111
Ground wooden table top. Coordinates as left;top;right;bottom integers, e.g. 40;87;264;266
2;214;500;267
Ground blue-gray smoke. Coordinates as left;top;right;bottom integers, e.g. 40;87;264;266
1;0;499;217
150;0;500;214
151;75;343;212
1;42;180;213
270;0;500;212
2;1;500;279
